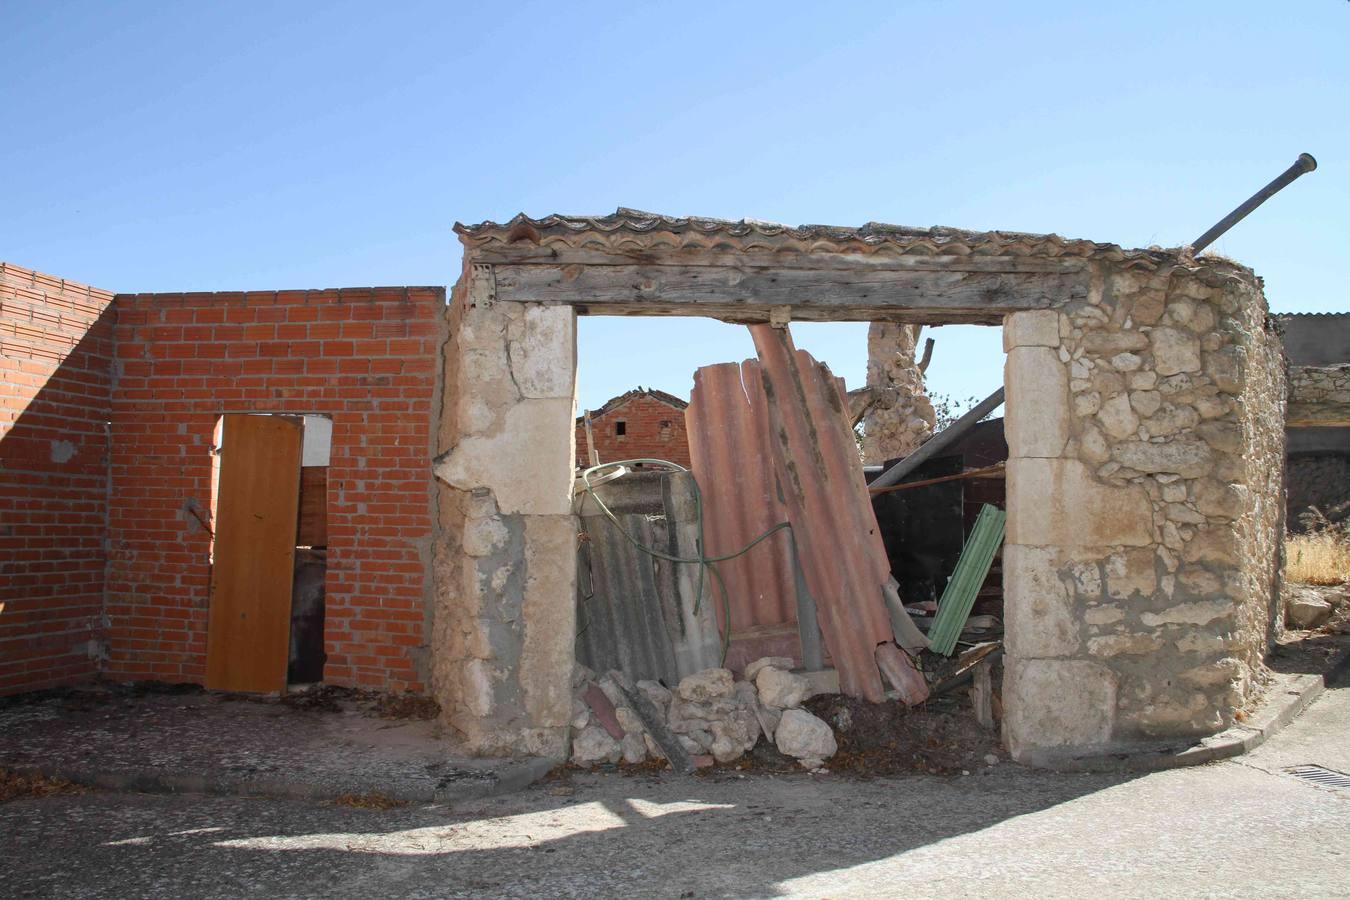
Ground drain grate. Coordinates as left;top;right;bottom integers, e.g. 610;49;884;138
1285;765;1350;791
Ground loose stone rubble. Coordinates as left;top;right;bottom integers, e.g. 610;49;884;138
569;661;836;770
1284;583;1348;630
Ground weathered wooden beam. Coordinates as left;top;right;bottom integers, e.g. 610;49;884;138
491;264;1086;322
468;244;1089;274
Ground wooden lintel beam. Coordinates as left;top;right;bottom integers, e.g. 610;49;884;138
490;263;1087;322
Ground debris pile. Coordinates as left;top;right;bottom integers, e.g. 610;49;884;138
569;659;837;770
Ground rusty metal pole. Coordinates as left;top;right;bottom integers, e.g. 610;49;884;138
1191;153;1318;254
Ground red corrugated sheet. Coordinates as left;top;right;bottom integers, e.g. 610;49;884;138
685;362;802;670
748;324;894;701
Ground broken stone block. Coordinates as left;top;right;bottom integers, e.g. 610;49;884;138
743;656;794;682
1286;594;1333;630
620;732;647;764
636;680;673;713
774;708;837;766
572;725;621;767
755;667;809;710
676;667;734;703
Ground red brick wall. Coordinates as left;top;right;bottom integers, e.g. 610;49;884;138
0;263;115;694
105;286;443;692
576;394;690;468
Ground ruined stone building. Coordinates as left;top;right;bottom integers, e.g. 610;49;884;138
1;207;1293;768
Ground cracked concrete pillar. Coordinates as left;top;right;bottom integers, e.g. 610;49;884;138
431;263;578;758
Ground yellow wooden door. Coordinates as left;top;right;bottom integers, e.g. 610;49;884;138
206;414;303;692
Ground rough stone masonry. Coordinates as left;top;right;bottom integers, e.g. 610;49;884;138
436;211;1285;765
1001;264;1284;763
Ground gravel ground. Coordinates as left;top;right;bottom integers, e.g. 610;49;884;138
3;673;1348;899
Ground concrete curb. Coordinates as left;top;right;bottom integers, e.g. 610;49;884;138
1025;648;1350;773
9;755;559;806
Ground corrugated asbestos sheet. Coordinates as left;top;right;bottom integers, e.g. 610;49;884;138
685;362;803;668
748;324;895;702
574;471;721;684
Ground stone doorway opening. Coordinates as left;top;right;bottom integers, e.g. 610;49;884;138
434;210;1283;768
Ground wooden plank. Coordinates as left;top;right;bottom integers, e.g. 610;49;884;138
206;414;303;693
296;466;327;547
492;263;1086;324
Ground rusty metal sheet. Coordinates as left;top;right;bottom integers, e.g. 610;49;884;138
685;362;802;669
748;324;895;702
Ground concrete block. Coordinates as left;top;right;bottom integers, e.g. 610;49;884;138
1004;346;1070;458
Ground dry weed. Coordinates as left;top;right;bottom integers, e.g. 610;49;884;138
1287;531;1350;586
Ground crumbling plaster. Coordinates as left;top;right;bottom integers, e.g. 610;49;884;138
431;264;578;756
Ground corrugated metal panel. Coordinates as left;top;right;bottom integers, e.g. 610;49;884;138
748;324;895;702
576;510;681;685
685;362;803;668
928;503;1006;656
574;471;721;684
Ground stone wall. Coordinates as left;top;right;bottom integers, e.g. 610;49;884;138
1286;366;1350;427
432;264;578;757
1001;261;1283;762
861;322;934;464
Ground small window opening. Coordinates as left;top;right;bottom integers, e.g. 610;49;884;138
615;420;627;436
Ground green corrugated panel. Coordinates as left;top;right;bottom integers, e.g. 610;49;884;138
928;503;1006;656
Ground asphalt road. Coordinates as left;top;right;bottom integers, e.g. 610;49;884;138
4;677;1348;899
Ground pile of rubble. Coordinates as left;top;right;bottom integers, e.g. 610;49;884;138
569;658;837;770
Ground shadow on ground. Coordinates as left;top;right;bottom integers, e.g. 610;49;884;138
0;764;1137;898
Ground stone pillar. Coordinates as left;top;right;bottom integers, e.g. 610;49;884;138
431;263;578;757
1001;261;1280;766
861;322;935;464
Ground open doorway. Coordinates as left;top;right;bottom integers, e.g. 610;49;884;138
206;413;330;692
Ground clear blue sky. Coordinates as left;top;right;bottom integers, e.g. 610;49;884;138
3;2;1346;412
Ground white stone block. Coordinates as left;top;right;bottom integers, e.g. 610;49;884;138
1006;458;1153;548
435;398;577;516
1003;545;1080;658
1005;346;1070;458
508;305;577;399
1004;657;1117;760
1003;310;1062;349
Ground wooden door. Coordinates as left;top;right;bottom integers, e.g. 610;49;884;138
206;414;303;692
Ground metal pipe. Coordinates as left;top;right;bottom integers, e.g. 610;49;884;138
1191;153;1317;254
869;386;1005;489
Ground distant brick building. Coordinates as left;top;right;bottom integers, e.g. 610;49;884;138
575;387;690;469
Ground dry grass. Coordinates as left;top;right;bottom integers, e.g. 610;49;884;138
0;769;89;804
1286;532;1350;586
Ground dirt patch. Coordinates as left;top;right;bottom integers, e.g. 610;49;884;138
0;769;89;804
375;692;440;721
331;792;409;810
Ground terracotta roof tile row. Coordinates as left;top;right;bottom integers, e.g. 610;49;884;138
456;208;1180;265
